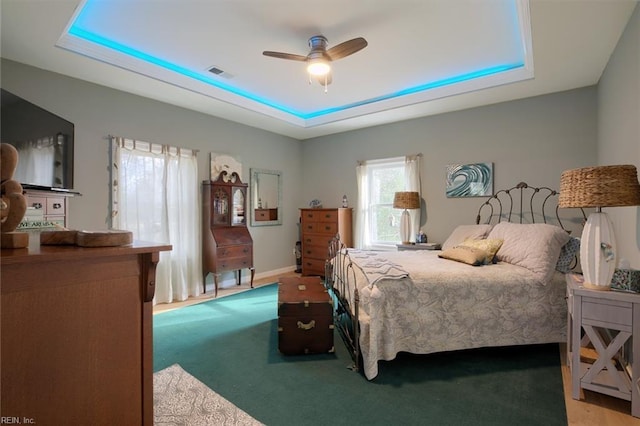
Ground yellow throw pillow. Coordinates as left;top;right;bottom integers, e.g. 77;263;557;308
459;238;504;264
438;246;487;266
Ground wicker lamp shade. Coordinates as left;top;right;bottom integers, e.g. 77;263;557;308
559;165;640;208
393;191;420;210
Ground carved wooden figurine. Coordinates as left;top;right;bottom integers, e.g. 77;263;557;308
1;143;28;248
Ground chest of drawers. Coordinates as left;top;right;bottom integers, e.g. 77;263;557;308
300;208;352;276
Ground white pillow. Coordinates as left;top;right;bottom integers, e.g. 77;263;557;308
487;222;571;284
441;224;493;251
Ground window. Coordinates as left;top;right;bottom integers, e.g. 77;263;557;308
356;155;421;250
366;158;405;246
110;137;202;304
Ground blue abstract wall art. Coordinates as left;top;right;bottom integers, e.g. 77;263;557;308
446;163;493;197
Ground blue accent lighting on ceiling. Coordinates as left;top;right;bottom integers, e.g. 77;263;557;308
67;1;525;121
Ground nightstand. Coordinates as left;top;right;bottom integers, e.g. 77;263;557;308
396;243;441;251
566;273;640;418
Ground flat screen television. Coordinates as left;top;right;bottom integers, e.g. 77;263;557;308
1;88;75;191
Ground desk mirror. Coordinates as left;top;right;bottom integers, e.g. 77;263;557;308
250;168;282;226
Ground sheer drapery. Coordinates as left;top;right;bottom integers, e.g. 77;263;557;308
355;162;370;249
355;154;422;249
110;137;202;304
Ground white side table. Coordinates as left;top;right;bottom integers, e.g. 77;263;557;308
566;273;640;418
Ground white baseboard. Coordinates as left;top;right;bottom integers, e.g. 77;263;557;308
211;265;297;290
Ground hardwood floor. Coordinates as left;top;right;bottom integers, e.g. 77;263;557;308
152;272;288;314
559;344;640;425
153;271;640;425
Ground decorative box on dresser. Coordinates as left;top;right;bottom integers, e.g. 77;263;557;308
300;208;352;276
566;273;640;418
0;238;171;426
202;172;254;297
20;189;75;229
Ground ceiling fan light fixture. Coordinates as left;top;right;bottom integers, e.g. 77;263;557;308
307;59;331;76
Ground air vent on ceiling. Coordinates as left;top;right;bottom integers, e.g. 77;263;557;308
207;66;233;79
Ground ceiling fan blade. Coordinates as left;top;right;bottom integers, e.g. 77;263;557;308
326;37;368;60
262;51;307;61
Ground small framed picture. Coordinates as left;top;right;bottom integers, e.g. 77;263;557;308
446;163;493;197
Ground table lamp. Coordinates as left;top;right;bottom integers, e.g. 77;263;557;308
393;191;420;244
559;165;640;290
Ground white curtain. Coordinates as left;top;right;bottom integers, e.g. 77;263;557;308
110;137;202;304
355;161;370;249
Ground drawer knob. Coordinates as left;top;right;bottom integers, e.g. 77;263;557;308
53;203;62;209
32;202;42;209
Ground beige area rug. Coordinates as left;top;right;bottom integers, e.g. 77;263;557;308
154;364;264;426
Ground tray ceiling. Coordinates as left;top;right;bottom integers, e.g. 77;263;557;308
1;0;637;139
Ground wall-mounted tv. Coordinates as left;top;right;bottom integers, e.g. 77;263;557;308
1;89;75;191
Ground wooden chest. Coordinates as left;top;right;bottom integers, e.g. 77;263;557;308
299;208;353;276
278;277;334;355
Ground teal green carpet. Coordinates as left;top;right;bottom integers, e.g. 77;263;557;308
154;284;567;426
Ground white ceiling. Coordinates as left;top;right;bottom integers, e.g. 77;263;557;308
1;0;637;140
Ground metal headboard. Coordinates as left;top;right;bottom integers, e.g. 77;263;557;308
475;181;586;232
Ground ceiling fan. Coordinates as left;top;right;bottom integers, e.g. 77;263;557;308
263;35;368;91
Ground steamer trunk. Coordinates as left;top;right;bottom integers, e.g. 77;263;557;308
278;277;334;355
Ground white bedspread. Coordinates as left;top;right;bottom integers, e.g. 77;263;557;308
348;249;409;286
347;250;567;380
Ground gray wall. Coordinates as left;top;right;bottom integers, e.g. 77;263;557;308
598;3;640;268
1;59;302;279
301;88;597;245
10;22;639;273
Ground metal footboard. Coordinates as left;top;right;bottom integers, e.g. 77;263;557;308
324;235;360;372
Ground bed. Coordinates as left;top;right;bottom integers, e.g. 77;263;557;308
325;182;585;380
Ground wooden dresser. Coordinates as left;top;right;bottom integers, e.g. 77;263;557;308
300;208;352;276
202;173;254;297
0;237;171;426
